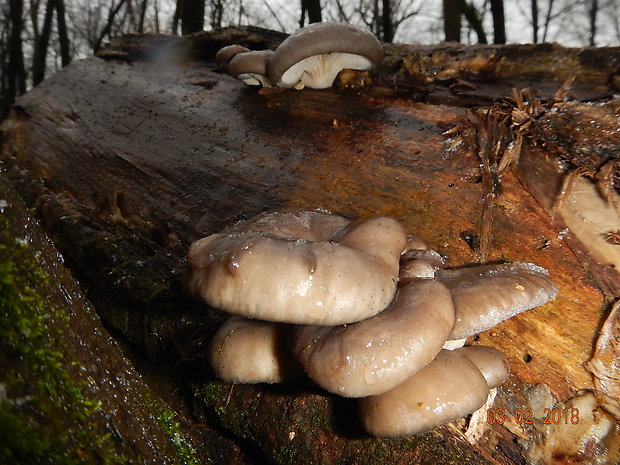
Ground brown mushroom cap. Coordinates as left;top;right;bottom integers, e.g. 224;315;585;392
268;22;384;89
435;262;558;340
186;209;407;325
359;349;490;437
215;44;250;67
227;50;274;86
291;279;455;397
209;316;303;383
454;345;511;388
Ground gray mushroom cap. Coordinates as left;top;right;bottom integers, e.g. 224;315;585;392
186;209;406;325
209;316;303;383
291;279;455;397
435;262;558;340
269;22;384;89
399;249;445;282
454;345;511;389
227;50;275;87
359;349;490;437
215;44;250;67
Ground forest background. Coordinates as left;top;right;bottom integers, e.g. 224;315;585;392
2;0;619;118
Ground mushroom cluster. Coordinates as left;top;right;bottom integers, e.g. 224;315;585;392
215;22;384;90
186;208;558;437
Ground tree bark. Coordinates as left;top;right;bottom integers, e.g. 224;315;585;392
443;0;462;42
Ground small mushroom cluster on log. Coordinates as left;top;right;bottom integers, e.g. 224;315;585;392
215;22;384;89
186;208;558;437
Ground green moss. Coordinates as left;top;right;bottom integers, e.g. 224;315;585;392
0;215;125;464
494;254;512;263
273;444;299;464
147;400;203;465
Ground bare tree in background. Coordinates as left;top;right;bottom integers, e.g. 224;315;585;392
442;0;487;43
490;0;505;43
459;0;487;43
300;0;321;26
330;0;420;42
443;0;461;41
179;0;205;34
32;0;71;85
523;0;581;43
586;0;599;45
2;0;27;117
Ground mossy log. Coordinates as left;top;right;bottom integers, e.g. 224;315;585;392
0;175;246;464
1;27;619;464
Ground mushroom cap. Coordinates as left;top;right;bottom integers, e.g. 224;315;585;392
399;249;445;283
209;316;303;383
215;44;250;66
454;345;511;389
435;262;558;340
359;349;490;437
186;209;407;325
227;50;275;86
291;279;455;397
269;22;384;89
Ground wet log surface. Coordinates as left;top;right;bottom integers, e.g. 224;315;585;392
1;27;619;464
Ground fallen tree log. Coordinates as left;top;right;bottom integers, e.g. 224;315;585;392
1;27;619;464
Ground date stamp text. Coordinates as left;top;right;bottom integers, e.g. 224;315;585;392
487;407;580;425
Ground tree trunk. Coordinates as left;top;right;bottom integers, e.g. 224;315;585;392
180;0;205;34
541;0;555;42
32;0;54;86
490;0;505;43
2;28;619;465
382;0;394;42
54;0;71;66
443;0;462;42
8;0;27;104
138;0;148;32
93;0;129;52
300;0;322;27
531;0;539;42
588;0;599;46
460;0;487;43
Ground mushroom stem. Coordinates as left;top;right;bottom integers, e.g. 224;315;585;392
210;316;304;383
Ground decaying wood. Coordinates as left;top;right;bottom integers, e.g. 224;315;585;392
1;27;619;464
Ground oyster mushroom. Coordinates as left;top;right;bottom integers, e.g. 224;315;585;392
228;50;274;87
269;22;384;89
209;316;303;383
435;262;558;341
399;249;445;282
215;44;250;69
291;279;455;397
186;209;407;325
359;349;490;437
454;345;511;388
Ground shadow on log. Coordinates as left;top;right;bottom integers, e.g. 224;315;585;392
1;26;619;464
